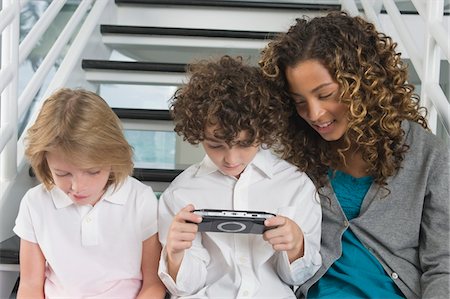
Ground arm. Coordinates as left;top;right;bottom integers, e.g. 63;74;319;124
263;179;322;286
263;216;305;263
419;147;450;297
17;239;45;299
165;205;202;281
136;233;167;299
158;199;210;296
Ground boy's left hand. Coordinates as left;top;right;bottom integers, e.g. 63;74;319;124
263;216;304;263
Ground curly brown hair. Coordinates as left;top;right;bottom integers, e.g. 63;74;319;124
260;11;428;188
171;55;288;147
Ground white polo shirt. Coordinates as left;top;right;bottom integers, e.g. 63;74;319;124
158;148;322;298
14;176;158;298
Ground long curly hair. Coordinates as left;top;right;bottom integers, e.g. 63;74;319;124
171;55;288;148
260;11;428;188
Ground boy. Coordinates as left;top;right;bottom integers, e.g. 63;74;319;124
158;56;321;298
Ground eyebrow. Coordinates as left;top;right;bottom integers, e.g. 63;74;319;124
204;135;223;142
289;82;335;96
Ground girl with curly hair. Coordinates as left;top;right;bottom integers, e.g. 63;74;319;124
157;55;322;298
260;11;449;299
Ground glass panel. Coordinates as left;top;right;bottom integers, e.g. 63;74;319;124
100;84;176;110
18;1;80;136
124;130;176;168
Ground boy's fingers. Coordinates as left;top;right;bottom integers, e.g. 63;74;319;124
177;204;202;223
265;215;286;227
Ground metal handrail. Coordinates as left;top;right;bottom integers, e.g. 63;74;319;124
18;0;94;121
1;0;19;180
18;0;68;65
411;0;450;61
0;0;94;183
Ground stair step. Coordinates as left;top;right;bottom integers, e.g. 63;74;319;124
112;0;338;32
113;108;172;120
133;167;183;182
115;0;340;11
82;60;186;72
82;60;187;85
101;25;277;40
0;235;19;265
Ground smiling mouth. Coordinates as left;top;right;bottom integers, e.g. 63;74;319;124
314;120;334;129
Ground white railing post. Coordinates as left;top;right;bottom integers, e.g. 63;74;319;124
0;0;19;182
382;0;424;78
421;0;443;134
360;0;383;30
340;0;361;16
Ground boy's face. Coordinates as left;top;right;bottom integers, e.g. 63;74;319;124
202;126;259;178
46;150;111;206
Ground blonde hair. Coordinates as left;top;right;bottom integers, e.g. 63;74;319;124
25;88;133;190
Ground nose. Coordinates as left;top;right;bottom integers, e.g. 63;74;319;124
70;174;86;193
224;148;239;165
301;100;325;122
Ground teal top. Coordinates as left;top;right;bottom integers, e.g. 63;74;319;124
308;170;404;298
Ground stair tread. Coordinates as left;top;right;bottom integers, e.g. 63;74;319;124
113;108;172;120
0;235;19;265
114;0;340;11
101;25;278;40
82;60;186;72
133;167;185;182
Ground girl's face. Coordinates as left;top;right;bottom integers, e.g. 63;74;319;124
285;59;349;141
202;126;259;179
46;151;111;206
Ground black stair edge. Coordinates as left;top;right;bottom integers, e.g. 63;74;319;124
82;60;186;73
0;235;19;265
115;0;341;11
101;25;278;40
113;108;172;120
133;167;183;182
29;166;184;182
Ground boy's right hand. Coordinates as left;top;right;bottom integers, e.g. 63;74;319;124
166;204;202;272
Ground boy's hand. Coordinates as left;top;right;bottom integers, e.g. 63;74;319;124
166;204;202;280
263;216;305;263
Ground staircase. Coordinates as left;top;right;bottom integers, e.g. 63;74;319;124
0;0;449;297
0;0;341;296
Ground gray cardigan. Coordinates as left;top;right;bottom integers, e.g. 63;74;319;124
297;121;450;299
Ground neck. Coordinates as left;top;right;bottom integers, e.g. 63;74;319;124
337;149;369;178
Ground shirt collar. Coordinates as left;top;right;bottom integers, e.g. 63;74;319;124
194;147;274;179
50;178;130;209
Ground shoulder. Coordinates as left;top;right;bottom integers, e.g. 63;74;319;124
263;149;315;187
21;184;50;204
404;120;448;158
125;176;154;193
114;176;158;205
166;162;203;188
401;121;449;180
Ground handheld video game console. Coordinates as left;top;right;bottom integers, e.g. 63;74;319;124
192;209;276;234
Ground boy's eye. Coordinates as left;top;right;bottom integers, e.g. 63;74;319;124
207;144;223;149
88;171;101;175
